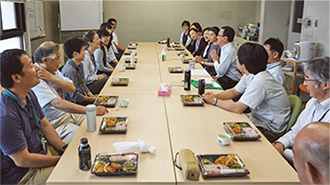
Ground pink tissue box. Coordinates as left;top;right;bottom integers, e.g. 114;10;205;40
158;85;171;96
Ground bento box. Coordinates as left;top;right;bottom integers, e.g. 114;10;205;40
124;58;138;63
197;154;250;178
94;95;118;107
111;78;129;86
168;67;183;73
91;152;138;176
180;95;204;106
99;117;128;134
125;63;136;69
223;122;261;141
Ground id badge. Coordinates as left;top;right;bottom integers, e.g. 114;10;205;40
41;137;46;151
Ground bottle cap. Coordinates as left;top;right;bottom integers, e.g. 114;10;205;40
86;104;96;111
80;138;88;144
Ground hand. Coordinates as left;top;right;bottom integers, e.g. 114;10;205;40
96;106;108;115
37;68;56;82
272;142;285;155
210;50;219;62
202;92;216;104
194;56;202;63
211;76;217;80
97;74;106;79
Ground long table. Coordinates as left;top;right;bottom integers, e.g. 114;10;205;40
47;42;299;185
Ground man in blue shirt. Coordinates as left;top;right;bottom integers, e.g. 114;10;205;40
0;49;66;184
263;38;285;85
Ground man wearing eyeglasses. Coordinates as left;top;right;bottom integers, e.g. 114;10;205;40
32;42;108;142
210;26;240;90
273;57;330;163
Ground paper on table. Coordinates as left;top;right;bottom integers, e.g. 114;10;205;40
191;69;209;76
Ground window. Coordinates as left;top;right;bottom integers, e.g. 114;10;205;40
0;1;26;52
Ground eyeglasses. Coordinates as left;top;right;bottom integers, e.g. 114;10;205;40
54;56;62;61
304;74;316;82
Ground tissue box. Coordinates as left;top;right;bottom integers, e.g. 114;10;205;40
158;85;171;96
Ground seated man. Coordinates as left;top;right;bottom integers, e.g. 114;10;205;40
107;18;125;60
203;43;290;142
210;26;240;90
273;57;330;161
0;49;66;184
62;37;100;106
32;42;108;141
82;31;108;94
293;122;329;185
263;38;285;84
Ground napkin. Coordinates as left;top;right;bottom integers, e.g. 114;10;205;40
160;82;168;91
113;139;157;153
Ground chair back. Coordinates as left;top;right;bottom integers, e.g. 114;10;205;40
287;95;303;132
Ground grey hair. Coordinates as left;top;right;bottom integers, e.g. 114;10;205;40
34;41;60;64
304;57;330;88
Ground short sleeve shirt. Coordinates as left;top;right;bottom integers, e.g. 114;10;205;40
235;71;291;135
0;90;46;184
32;64;72;120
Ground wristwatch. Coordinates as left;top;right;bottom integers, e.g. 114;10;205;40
59;144;68;156
201;61;205;65
212;98;218;106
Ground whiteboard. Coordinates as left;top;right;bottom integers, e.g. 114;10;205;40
26;1;45;39
59;0;103;31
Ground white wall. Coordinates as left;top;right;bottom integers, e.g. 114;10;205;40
259;0;291;46
287;0;302;51
103;1;260;47
300;0;329;57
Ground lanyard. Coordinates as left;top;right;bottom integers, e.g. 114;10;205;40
52;84;64;99
311;107;330;122
3;89;42;137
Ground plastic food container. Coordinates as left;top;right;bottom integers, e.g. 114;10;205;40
197;154;250;178
91;152;138;176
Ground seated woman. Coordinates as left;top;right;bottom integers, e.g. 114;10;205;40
94;29;114;76
187;22;203;52
195;26;221;76
82;31;108;94
100;22;118;68
180;20;192;48
187;28;207;57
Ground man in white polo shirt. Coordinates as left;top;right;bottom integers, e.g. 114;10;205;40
108;18;126;60
32;42;108;142
203;42;290;142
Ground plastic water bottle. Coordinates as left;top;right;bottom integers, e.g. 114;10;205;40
78;138;91;171
86;104;96;132
130;51;135;66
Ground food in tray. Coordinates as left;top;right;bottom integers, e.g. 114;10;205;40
223;122;260;140
100;117;127;133
124;50;137;55
96;96;117;106
197;154;249;177
174;47;185;51
91;153;138;176
124;58;138;63
177;51;189;56
127;46;137;49
182;58;194;64
168;67;183;73
181;95;203;105
125;63;136;69
111;78;129;86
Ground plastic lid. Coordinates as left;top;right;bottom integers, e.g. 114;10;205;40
86;104;96;111
80;138;88;144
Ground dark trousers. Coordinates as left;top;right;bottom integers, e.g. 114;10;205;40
86;77;108;95
257;127;281;143
217;75;238;90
